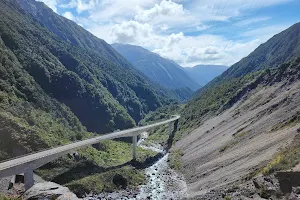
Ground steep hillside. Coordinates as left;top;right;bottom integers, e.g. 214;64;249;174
0;0;139;159
176;57;300;199
184;65;228;86
180;23;300;134
142;57;300;199
0;0;161;194
16;0;185;123
112;43;200;91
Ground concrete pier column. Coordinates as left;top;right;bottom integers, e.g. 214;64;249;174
132;135;137;161
24;167;34;190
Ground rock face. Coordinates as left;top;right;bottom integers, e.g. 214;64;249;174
24;182;80;200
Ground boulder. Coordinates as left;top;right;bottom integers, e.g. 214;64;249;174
23;182;81;200
112;174;128;189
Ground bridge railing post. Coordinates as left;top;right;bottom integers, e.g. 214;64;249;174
24;167;34;190
132;135;137;161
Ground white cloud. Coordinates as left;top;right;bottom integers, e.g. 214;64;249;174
134;0;186;22
110;21;154;44
40;0;296;67
108;19;264;67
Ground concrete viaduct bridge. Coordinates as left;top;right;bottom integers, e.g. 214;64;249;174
0;115;180;190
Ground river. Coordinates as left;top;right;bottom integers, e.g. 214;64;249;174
87;132;187;200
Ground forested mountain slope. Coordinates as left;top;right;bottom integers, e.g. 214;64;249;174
15;0;185;123
0;0;179;161
0;0;137;160
112;43;200;91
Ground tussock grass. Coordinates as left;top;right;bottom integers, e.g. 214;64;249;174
169;149;184;171
259;133;300;175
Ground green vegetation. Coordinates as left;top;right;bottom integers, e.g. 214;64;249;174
0;0;174;195
66;166;145;197
260;133;300;175
169;149;184;171
224;196;232;200
178;57;300;141
178;21;300;142
139;104;183;145
33;139;156;196
0;195;22;200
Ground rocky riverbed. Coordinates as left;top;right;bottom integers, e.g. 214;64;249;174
86;132;187;200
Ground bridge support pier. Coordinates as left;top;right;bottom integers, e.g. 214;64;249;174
132;135;137;161
24;167;34;190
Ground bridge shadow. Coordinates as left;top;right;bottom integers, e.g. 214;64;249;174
51;120;179;184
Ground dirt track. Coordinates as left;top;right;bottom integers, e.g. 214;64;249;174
176;81;300;198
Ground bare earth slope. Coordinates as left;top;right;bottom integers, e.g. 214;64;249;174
176;78;300;198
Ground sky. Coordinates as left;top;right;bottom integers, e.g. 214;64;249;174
38;0;300;67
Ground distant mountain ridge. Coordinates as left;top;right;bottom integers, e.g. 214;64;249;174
184;65;228;86
112;43;201;91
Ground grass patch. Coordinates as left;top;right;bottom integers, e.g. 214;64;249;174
0;195;22;200
66;166;145;197
256;134;300;175
35;139;157;196
147;124;169;145
169;149;184;171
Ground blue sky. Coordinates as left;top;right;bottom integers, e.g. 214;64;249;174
39;0;300;67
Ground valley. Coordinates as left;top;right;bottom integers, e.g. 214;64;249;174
1;0;300;199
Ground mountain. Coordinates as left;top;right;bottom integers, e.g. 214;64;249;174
176;57;300;199
0;0;182;161
140;22;300;199
112;43;200;91
181;22;300;138
168;22;300;198
184;65;228;86
13;0;186;125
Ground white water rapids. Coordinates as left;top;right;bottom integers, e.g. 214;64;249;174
136;132;187;200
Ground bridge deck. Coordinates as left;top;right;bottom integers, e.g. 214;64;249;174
0;115;180;179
